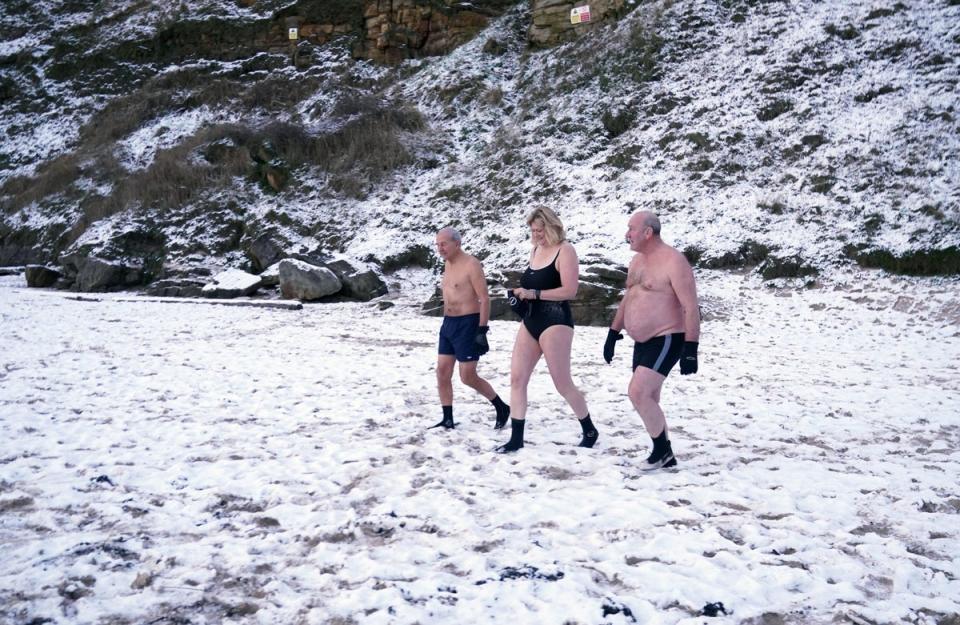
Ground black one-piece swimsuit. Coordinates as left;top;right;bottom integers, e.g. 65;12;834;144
520;249;574;340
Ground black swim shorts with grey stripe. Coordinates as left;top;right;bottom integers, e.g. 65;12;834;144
632;332;685;376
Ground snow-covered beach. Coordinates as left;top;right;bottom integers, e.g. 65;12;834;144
1;271;958;625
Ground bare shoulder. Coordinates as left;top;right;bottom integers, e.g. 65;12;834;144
667;245;692;270
559;241;578;259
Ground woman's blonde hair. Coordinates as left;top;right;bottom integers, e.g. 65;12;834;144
526;206;566;246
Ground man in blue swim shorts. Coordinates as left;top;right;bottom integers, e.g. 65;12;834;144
433;227;510;430
603;212;701;470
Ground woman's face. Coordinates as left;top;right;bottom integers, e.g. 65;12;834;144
529;219;546;246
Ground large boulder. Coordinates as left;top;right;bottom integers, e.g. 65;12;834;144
325;259;387;301
144;278;206;298
201;269;262;298
25;265;61;287
76;257;139;292
569;280;621;327
246;233;285;273
279;259;342;301
259;262;281;287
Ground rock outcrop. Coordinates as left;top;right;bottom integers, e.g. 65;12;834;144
25;265;61;288
326;259;389;301
278;259;342;300
358;0;497;64
528;0;626;47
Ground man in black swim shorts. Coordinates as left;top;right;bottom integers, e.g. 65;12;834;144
433;227;510;430
603;211;700;470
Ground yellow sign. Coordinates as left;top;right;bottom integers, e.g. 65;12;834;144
570;5;591;24
288;27;299;40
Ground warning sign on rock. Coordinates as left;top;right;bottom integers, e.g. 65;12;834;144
570;5;591;24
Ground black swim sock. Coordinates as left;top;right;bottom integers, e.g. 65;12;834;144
491;395;510;429
644;429;677;468
651;428;669;454
430;405;455;429
578;413;599;448
496;418;525;453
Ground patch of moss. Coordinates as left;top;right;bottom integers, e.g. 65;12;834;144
759;255;818;280
701;240;771;269
844;245;960;275
380;244;435;272
825;23;860;40
757;99;793;122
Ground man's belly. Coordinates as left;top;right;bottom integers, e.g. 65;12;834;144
443;296;480;317
622;289;684;343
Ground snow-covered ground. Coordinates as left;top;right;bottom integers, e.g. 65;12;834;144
1;271;958;625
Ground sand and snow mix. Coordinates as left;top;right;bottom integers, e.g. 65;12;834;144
1;271;958;625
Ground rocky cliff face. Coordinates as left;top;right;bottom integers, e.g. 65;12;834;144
359;0;497;64
528;0;626;47
262;0;513;64
269;0;600;64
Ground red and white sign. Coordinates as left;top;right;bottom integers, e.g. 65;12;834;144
570;5;591;24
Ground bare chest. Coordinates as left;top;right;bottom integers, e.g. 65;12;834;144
626;261;671;293
441;268;472;293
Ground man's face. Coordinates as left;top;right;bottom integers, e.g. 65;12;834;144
625;215;649;252
436;233;459;260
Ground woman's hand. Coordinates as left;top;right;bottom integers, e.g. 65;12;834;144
515;287;532;300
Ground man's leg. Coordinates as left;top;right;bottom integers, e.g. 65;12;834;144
433;354;456;429
458;361;495;399
458;361;511;428
627;367;667;436
628;367;675;468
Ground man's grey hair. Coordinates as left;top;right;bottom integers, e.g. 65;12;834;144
438;226;461;243
641;212;661;236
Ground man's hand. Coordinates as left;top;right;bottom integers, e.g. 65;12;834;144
475;326;490;356
603;329;623;364
679;341;698;375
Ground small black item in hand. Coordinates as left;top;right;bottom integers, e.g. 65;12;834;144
475;325;490;355
701;602;726;617
679;341;698;375
603;329;623;364
506;289;529;319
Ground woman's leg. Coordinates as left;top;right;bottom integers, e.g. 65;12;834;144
539;325;589;418
509;324;543;421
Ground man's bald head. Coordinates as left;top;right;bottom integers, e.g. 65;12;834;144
437;226;462;243
632;211;661;236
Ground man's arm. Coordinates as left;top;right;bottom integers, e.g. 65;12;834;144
610;297;626;332
671;256;700;342
469;258;491;326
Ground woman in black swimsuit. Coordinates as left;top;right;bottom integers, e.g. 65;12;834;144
497;206;598;452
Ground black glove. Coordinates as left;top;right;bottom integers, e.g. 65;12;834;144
506;290;529;318
603;329;623;364
679;341;698;375
475;325;490;356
